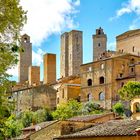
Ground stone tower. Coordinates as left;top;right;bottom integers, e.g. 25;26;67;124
60;32;69;77
93;27;107;61
18;34;32;83
43;53;56;84
60;30;83;78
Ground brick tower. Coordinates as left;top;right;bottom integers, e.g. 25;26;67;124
43;53;56;84
93;27;107;61
18;34;32;83
60;30;83;78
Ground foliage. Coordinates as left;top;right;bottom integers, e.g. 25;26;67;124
118;81;140;100
0;0;26;138
82;101;103;115
113;102;124;116
52;100;82;120
3;115;23;138
19;108;53;127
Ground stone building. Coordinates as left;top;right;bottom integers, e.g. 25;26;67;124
18;34;32;83
93;27;107;61
57;83;81;106
43;53;56;84
116;29;140;55
60;30;83;78
12;85;57;113
28;66;40;86
80;53;140;109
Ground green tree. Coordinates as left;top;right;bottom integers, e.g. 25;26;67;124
113;102;124;116
82;101;103;115
118;81;140;100
0;0;26;138
3;115;23;138
52;100;82;120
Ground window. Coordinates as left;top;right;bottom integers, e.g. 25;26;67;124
87;93;92;101
98;43;101;47
88;67;92;72
99;92;105;100
132;46;135;52
57;97;59;104
119;73;123;78
131;58;135;64
87;79;92;86
121;82;124;87
99;76;104;84
101;64;104;70
62;89;64;98
122;49;123;53
131;67;134;72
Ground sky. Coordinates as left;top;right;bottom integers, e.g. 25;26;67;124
8;0;140;81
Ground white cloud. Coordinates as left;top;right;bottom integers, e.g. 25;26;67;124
108;42;116;51
20;0;80;46
32;48;45;66
115;0;140;18
7;65;18;77
111;0;140;29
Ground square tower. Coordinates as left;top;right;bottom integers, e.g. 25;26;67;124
43;53;56;84
18;34;32;83
60;30;83;78
60;32;69;77
93;27;107;61
28;66;40;86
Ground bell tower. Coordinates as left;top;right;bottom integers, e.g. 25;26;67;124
93;27;107;61
18;34;32;83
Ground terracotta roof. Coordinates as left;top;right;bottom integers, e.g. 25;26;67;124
55;119;140;139
67;113;114;122
22;121;57;131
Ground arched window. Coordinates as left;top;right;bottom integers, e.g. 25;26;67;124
87;79;92;86
99;92;105;101
99;77;104;84
87;93;92;101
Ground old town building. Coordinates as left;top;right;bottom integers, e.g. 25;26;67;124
80;53;140;109
60;30;83;78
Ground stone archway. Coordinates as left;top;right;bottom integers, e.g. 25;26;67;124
131;98;140;113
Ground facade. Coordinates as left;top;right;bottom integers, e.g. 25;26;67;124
116;29;140;55
60;30;83;78
43;53;56;84
28;66;40;86
12;85;57;112
18;34;32;83
80;54;140;109
93;27;107;61
57;84;81;106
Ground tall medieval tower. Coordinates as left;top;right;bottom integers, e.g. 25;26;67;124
93;27;107;61
43;53;56;84
18;34;32;83
60;30;83;78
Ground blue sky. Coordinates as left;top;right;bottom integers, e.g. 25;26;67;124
8;0;140;81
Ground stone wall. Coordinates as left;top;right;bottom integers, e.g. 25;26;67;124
13;85;56;113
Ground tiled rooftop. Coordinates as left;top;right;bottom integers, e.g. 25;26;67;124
67;113;114;122
55;119;140;139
